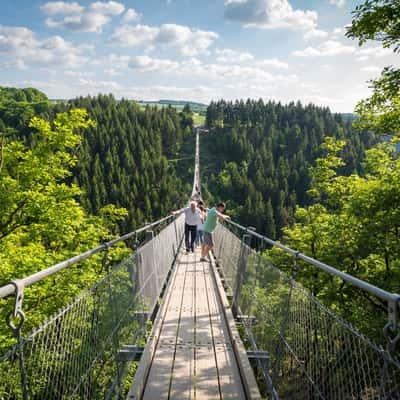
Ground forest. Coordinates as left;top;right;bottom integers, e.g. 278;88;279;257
0;90;196;355
0;0;399;383
202;100;375;238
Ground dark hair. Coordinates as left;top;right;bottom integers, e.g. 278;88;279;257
217;202;226;209
197;200;204;206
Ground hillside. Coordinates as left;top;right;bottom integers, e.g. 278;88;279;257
137;99;208;113
201;99;375;237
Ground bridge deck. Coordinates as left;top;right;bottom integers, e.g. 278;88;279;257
140;248;248;400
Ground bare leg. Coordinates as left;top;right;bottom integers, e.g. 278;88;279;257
201;243;209;258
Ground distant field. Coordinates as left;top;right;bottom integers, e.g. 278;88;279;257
136;99;206;126
50;98;207;126
137;99;208;113
192;113;205;125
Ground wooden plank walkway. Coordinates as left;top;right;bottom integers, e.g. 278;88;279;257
140;247;249;400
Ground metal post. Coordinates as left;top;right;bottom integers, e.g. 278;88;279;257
384;298;400;353
145;229;154;243
5;280;28;400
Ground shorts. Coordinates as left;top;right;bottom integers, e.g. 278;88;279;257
203;231;213;247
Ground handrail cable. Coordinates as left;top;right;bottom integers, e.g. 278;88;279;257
226;219;400;305
0;214;174;299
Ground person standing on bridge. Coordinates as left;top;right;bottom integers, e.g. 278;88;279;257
196;202;207;246
200;202;230;262
172;201;202;253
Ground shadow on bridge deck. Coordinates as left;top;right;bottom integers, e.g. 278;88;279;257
128;247;260;400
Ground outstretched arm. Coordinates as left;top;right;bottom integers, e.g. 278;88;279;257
217;211;231;221
171;208;184;216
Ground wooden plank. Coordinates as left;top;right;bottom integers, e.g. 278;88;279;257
142;254;189;400
142;345;175;400
215;345;246;400
203;262;231;346
209;253;262;399
194;259;221;399
195;260;213;347
127;250;184;400
176;257;195;345
158;262;186;344
169;345;195;400
195;346;221;400
170;256;195;399
133;246;260;400
203;257;246;400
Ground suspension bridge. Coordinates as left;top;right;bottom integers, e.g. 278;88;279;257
0;128;399;399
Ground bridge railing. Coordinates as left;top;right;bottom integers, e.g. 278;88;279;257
0;215;184;400
191;130;201;201
213;220;400;400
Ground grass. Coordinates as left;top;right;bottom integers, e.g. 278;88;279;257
192;112;206;126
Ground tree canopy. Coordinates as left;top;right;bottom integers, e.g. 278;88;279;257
347;0;400;137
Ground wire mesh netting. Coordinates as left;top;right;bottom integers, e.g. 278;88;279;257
213;223;400;400
0;216;184;399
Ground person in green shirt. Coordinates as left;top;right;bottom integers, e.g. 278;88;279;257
200;202;230;262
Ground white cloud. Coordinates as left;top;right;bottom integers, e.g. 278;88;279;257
360;66;381;73
89;1;124;15
293;40;355;57
123;54;297;86
64;70;95;77
43;1;124;33
329;0;345;8
224;0;318;31
304;28;328;40
109;23;218;56
46;13;110;32
75;78;123;91
0;26;89;68
332;27;345;39
106;53;130;67
109;24;157;46
129;55;179;72
215;48;254;63
41;1;84;14
104;67;122;76
122;8;140;23
0;59;26;70
257;58;289;69
356;46;393;60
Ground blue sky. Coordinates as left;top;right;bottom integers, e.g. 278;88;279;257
1;0;398;111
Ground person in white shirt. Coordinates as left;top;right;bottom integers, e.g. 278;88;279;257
172;201;202;253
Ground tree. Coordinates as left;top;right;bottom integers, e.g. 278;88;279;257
353;67;400;136
346;0;400;137
0;109;128;352
274;137;400;341
202;99;373;237
346;0;400;51
0;109;93;241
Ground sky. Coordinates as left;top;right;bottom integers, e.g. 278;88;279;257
0;0;399;112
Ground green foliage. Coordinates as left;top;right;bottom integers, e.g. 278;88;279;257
203;99;375;237
354;67;400;136
273;138;400;341
48;94;191;232
0;109;129;354
0;87;47;103
347;1;400;137
346;0;400;51
0;86;49;133
0;109;94;243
